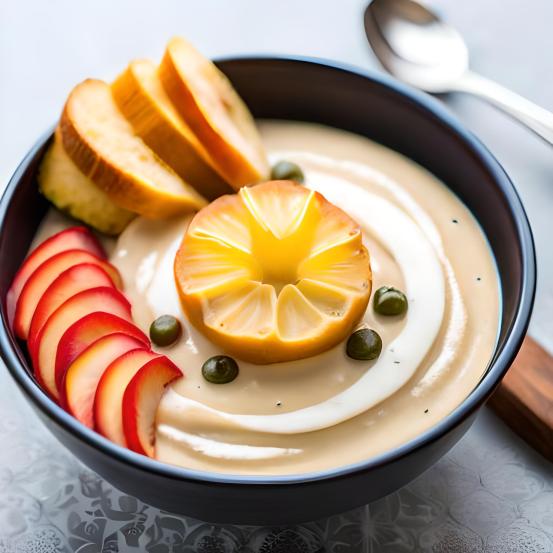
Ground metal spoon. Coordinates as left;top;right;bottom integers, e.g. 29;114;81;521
364;0;553;145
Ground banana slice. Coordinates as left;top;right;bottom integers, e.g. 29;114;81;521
59;79;207;219
39;130;135;235
112;60;233;200
175;181;371;363
159;36;269;189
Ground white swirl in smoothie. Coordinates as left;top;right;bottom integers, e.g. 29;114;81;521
157;424;302;460
157;185;445;434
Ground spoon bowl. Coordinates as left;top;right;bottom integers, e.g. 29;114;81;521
364;0;468;92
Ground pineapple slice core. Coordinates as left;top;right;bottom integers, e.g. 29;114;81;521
175;181;371;363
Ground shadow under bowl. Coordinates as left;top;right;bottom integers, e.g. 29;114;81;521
0;56;535;525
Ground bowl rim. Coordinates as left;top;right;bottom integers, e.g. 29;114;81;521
0;54;536;488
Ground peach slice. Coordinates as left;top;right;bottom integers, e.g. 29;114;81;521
55;312;149;393
122;356;183;457
159;36;269;188
112;59;232;200
6;226;105;326
31;287;132;400
28;263;116;353
59;79;208;218
62;333;147;427
94;349;162;446
13;249;122;340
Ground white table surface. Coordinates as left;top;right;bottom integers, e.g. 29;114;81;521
1;1;552;551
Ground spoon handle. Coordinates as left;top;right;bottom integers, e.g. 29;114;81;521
454;71;553;146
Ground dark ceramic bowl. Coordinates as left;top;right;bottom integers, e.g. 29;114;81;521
0;57;535;525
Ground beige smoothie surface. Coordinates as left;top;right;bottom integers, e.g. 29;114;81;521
34;121;501;476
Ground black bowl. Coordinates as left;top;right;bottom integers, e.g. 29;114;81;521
0;57;535;525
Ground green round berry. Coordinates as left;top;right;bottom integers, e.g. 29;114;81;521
270;160;305;183
149;315;182;347
373;286;408;316
346;328;382;361
202;355;239;384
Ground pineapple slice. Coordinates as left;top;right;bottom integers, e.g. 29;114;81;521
175;181;371;364
59;79;208;219
112;59;233;200
159;36;270;189
38;130;136;235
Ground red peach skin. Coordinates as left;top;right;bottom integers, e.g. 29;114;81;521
94;349;162;446
122;357;183;457
32;287;132;400
62;333;147;427
13;249;122;339
6;227;105;326
55;312;149;393
28;263;117;353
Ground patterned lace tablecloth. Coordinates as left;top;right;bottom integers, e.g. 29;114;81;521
1;370;552;553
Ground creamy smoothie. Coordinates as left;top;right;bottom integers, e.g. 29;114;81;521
34;121;500;475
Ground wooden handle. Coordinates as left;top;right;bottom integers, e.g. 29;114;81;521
488;336;553;460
